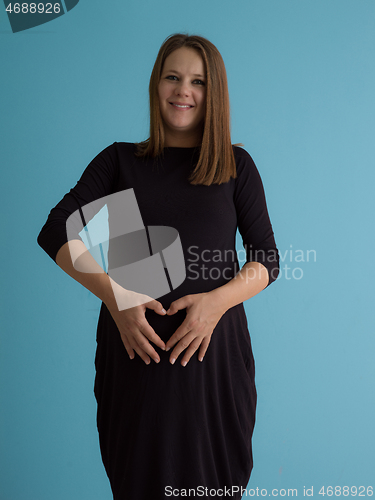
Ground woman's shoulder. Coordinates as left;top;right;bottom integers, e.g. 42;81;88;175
232;144;255;162
103;141;141;163
91;141;136;159
231;144;258;177
111;141;137;153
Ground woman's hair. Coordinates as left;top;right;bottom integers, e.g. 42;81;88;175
135;33;237;186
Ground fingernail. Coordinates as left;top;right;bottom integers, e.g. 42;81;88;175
165;346;171;352
162;308;167;314
154;358;160;363
161;345;166;351
182;361;187;367
170;358;175;365
199;357;203;362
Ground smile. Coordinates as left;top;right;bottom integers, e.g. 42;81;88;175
169;103;193;109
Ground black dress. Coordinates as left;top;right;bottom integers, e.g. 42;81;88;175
37;143;279;500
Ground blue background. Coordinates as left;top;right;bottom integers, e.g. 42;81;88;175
1;0;374;498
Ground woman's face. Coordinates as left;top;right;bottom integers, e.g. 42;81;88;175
158;47;206;147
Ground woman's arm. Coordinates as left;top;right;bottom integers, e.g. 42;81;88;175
164;261;268;365
164;148;279;366
55;239;167;364
37;143;167;364
55;239;115;305
207;260;269;312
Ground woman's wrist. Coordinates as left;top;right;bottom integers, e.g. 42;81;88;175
104;278;157;313
206;287;231;316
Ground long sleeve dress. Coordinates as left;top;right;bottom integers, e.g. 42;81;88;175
37;142;279;500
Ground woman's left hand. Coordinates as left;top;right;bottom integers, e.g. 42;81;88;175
165;292;227;366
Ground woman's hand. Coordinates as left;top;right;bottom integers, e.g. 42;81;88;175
106;286;167;365
165;292;227;366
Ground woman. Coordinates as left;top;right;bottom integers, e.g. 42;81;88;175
38;33;279;500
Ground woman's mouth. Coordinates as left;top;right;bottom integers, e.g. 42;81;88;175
169;102;194;109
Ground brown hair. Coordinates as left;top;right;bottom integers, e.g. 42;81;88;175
135;33;237;186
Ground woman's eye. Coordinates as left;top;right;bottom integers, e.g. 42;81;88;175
165;76;205;85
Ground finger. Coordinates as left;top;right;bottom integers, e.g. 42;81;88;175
120;333;135;360
119;331;149;363
140;322;166;351
165;318;198;351
134;333;161;364
166;295;191;315
145;299;167;317
197;335;212;362
120;324;161;364
131;342;152;365
180;337;205;366
169;332;197;365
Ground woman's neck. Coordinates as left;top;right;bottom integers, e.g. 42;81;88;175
163;127;203;148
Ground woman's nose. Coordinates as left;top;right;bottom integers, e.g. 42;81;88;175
174;81;190;96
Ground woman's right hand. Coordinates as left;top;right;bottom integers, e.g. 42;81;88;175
105;283;167;365
54;242;166;364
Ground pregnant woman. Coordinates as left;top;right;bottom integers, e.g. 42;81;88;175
38;33;280;500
